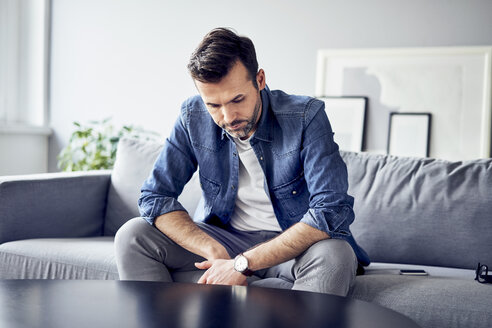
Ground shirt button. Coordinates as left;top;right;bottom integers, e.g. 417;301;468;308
233;153;237;157
292;190;297;195
260;156;264;161
231;185;236;190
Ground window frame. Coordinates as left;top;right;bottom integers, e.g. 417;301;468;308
0;0;50;132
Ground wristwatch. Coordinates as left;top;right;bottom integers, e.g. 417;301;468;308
234;253;254;276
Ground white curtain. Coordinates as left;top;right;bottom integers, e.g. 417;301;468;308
0;0;48;127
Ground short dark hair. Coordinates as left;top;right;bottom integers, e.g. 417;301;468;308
187;28;259;89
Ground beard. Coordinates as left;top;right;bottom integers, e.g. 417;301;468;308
222;95;262;140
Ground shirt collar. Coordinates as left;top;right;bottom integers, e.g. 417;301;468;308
252;85;273;142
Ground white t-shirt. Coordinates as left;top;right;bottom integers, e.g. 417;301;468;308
230;136;282;232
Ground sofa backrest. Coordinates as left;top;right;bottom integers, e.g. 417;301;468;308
104;138;201;235
341;151;492;270
105;138;492;270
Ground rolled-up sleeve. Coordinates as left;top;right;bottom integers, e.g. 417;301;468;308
299;100;355;239
138;101;198;225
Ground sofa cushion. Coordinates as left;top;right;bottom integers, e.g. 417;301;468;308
0;237;118;279
341;151;492;270
349;273;492;328
364;262;475;279
104;138;201;235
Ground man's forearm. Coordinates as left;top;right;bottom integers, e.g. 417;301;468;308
243;222;329;271
154;211;230;260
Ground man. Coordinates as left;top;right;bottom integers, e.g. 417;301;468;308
115;27;369;296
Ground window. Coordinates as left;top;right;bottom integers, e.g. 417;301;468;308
0;0;49;128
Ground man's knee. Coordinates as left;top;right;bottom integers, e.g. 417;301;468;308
114;217;152;253
293;238;357;295
295;238;357;280
307;238;357;269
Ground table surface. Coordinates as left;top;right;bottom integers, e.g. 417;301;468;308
0;280;420;328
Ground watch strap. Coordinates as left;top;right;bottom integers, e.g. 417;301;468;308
241;267;254;277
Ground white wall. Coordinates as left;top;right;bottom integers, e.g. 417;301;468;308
0;126;50;175
48;0;492;171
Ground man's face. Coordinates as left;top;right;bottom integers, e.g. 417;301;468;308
195;61;266;140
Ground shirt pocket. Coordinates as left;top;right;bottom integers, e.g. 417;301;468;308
272;172;310;218
199;173;221;213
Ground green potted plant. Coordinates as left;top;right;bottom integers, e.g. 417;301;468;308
57;118;159;171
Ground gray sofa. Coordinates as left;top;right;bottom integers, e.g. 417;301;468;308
1;137;491;328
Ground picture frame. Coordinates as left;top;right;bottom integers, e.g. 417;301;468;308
387;112;432;158
318;96;367;152
315;46;492;160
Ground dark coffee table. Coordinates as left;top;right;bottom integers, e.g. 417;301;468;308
0;280;420;328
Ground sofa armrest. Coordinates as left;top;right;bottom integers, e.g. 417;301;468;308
0;170;111;244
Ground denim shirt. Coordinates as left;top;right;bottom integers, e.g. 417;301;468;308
139;86;370;266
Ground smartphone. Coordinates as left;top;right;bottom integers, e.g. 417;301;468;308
399;269;428;276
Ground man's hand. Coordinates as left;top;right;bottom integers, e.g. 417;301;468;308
195;259;248;286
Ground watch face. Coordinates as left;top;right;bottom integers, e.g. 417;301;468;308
234;255;248;272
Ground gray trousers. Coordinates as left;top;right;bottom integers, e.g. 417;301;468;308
115;217;358;296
